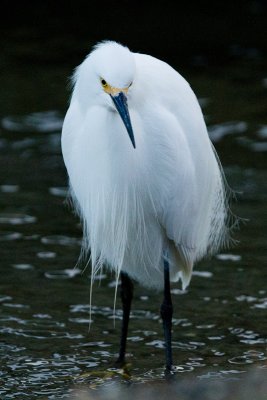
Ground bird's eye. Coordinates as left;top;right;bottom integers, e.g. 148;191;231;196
101;78;108;87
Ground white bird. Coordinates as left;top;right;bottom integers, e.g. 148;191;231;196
61;41;234;371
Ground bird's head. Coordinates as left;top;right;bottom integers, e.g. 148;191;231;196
74;41;136;148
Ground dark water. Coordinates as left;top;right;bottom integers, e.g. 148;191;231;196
0;44;267;398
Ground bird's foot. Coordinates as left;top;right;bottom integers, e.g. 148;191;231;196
76;363;131;387
113;357;131;378
164;364;176;378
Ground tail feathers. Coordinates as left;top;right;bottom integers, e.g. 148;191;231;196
167;240;194;290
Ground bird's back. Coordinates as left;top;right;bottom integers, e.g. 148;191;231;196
127;53;232;285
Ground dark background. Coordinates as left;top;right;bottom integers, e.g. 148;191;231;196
1;0;267;69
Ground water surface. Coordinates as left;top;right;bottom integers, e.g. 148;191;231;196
0;43;266;398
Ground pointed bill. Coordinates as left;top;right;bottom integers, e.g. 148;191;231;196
110;92;136;148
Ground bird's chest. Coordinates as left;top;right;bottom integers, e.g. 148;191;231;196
70;106;176;231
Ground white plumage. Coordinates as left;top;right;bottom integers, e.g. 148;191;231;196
61;41;232;291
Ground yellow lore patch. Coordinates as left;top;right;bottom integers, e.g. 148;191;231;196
101;78;129;96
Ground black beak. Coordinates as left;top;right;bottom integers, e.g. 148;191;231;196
110;92;136;149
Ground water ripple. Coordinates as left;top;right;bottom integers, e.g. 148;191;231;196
69;317;92;324
12;264;34;270
49;186;68;197
37;251;56;259
1;111;63;133
45;269;81;279
0;295;12;302
3;303;30;309
229;351;266;365
193;270;213;278
0;325;84;340
236;295;257;303
133;330;157;337
229;327;266;345
216;253;241;261
208;121;247;142
128;336;144;342
41;235;81;246
252;298;267;309
0;184;19;193
146;340;203;351
250;142;267;152
0;231;23;241
257;125;267;139
0;213;36;225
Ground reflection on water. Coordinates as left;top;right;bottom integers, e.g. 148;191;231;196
0;55;267;399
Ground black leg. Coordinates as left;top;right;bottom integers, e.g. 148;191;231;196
160;260;173;371
115;271;134;367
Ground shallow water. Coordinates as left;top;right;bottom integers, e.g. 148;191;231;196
0;47;267;398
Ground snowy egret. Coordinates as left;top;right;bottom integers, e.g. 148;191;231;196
61;41;234;371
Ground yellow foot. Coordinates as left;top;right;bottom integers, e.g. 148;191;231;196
75;363;131;388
